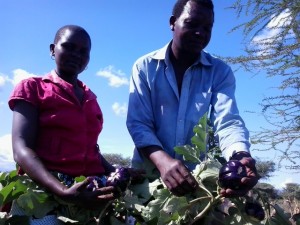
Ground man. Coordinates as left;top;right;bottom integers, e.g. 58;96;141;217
126;0;258;197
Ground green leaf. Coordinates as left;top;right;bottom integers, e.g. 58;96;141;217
10;179;28;200
143;188;171;221
148;179;164;196
174;146;201;164
158;210;179;225
198;160;222;186
0;181;16;205
161;196;189;217
191;114;207;152
174;115;207;164
17;189;58;218
74;175;86;182
128;178;152;203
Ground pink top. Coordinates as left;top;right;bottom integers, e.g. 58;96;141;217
8;71;105;176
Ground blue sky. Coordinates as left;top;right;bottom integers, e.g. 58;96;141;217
0;0;298;188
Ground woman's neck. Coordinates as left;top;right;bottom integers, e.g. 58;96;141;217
55;69;78;86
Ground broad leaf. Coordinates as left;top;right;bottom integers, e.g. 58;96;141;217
17;189;58;218
174;145;201;164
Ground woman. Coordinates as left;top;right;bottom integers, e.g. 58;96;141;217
8;25;118;224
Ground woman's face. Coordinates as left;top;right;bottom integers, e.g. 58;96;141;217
51;29;91;77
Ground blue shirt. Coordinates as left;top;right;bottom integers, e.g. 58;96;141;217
126;42;250;169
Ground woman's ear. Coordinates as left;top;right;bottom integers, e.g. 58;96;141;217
169;15;177;31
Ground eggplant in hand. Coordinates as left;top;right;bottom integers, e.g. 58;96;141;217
106;167;131;192
87;167;131;192
86;175;107;191
218;160;247;190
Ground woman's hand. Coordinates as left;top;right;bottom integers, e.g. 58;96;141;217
59;178;118;210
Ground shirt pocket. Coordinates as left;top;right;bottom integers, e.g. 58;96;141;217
193;92;212;112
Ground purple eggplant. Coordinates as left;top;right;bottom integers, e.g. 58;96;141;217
106;167;131;192
218;160;247;190
245;202;265;221
86;175;107;191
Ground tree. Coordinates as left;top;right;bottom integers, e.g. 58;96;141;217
102;153;131;167
281;183;300;201
223;0;300;169
254;182;279;200
255;159;276;180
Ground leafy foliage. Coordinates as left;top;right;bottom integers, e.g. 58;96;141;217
122;117;295;225
281;183;300;201
0;118;298;224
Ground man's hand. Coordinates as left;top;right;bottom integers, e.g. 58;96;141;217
141;147;198;196
220;156;259;197
156;156;198;196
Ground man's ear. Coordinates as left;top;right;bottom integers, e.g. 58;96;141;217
169;15;176;31
49;44;55;55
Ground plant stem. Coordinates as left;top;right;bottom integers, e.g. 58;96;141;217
97;200;114;225
189;196;211;205
188;194;222;225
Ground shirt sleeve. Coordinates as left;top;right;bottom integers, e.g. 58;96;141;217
126;61;163;150
8;78;39;110
210;64;251;161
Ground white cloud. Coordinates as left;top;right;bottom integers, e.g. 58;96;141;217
9;69;37;86
96;65;129;88
0;75;6;88
252;9;293;45
0;134;15;172
112;102;128;117
278;178;294;189
0;70;37;89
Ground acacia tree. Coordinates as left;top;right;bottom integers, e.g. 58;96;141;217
223;0;300;169
102;153;131;167
255;159;276;180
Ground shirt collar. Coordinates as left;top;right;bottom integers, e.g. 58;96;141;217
150;41;212;67
42;70;69;86
43;70;85;89
42;70;97;100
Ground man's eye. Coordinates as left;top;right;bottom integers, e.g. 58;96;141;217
204;26;212;32
185;21;197;28
80;49;89;55
62;43;74;50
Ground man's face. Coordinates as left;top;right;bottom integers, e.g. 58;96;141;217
171;1;214;55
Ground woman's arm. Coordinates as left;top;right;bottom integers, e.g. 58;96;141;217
12;100;67;195
12;100;116;209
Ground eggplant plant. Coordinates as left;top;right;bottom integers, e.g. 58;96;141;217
0;116;295;225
